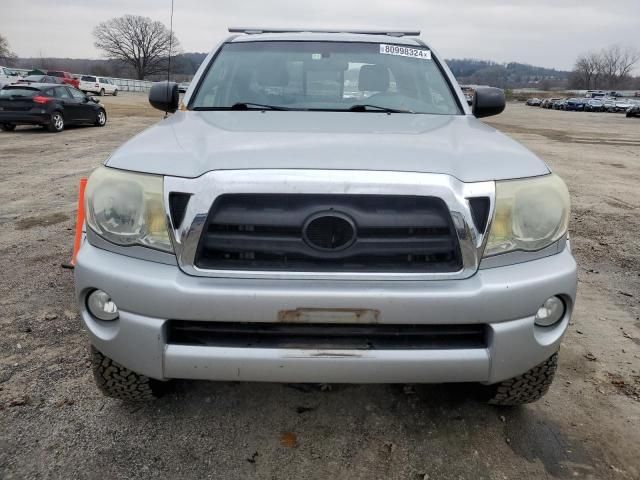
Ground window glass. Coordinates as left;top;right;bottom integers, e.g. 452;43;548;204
0;87;38;98
68;88;86;100
53;87;71;99
82;76;96;82
191;41;460;114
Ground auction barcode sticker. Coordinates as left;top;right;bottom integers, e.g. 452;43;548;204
379;44;431;60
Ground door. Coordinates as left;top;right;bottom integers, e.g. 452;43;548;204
50;86;81;122
67;87;94;121
99;78;115;94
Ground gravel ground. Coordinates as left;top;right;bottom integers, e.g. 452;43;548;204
0;94;639;480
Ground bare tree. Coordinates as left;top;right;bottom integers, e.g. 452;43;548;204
93;15;180;80
573;45;639;89
600;44;640;87
574;52;602;89
0;33;17;64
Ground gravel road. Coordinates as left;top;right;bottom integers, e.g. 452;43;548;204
1;94;639;479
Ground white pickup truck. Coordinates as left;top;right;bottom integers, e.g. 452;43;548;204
78;75;118;96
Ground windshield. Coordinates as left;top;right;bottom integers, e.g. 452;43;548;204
190;41;461;114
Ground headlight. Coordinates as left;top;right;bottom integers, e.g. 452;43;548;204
85;166;173;252
484;174;570;257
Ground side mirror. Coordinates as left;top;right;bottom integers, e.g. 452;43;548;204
473;87;506;118
90;96;100;103
149;81;179;113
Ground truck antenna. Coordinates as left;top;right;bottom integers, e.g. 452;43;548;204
165;0;175;118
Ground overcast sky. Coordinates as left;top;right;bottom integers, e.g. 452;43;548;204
2;0;639;71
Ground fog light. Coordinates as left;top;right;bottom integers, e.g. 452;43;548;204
534;296;565;327
86;289;119;321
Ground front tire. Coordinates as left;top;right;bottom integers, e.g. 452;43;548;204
91;346;166;400
113;89;118;96
95;109;107;127
488;353;558;406
0;123;16;131
47;112;64;132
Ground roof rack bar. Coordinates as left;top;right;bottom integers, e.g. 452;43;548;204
228;27;420;37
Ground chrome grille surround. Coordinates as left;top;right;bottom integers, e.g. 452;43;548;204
164;169;495;280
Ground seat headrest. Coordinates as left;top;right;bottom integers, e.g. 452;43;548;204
255;61;289;87
358;64;390;92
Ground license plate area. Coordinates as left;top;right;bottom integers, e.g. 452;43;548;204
278;308;380;324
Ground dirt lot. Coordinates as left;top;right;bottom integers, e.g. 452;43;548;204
1;94;639;480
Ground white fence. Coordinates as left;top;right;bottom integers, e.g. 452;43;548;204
109;78;154;92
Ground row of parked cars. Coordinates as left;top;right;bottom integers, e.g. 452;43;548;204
526;96;640;117
0;67;119;96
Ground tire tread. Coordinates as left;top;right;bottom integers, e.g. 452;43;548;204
90;346;164;401
488;353;558;406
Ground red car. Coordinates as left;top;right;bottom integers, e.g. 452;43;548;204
47;71;80;89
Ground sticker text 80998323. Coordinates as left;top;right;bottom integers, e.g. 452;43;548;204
379;44;432;60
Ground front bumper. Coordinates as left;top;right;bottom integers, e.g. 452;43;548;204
75;241;577;385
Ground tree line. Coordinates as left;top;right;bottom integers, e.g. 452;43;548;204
3;18;640;90
570;45;640;90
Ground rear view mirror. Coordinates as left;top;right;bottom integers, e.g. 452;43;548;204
473;87;506;118
149;81;179;113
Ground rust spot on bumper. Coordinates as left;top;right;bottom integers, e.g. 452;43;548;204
277;308;380;324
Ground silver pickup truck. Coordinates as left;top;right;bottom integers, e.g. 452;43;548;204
75;29;576;404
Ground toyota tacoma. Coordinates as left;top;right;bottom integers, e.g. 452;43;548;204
75;29;576;404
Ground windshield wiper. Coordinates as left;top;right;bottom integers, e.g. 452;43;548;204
230;102;289;111
192;103;289;111
348;104;414;113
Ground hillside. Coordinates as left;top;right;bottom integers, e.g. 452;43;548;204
9;53;570;88
446;59;570;88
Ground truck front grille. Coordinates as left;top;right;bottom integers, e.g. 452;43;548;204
194;194;462;272
167;321;487;350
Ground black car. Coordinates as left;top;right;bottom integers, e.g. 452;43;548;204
627;104;640;118
565;98;585;111
0;84;107;132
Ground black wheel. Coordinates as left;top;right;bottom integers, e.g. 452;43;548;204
113;89;118;96
487;353;558;406
95;109;107;127
91;345;167;400
47;111;64;132
0;123;16;131
99;88;105;96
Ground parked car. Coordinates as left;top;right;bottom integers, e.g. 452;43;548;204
79;76;119;96
17;74;62;85
0;83;107;132
47;71;80;89
77;28;575;406
585;90;606;98
552;99;567;110
626;104;640;118
0;66;20;88
602;98;617;112
542;98;560;109
565;98;585;111
178;81;191;94
584;99;604;112
526;97;542;106
613;99;633;113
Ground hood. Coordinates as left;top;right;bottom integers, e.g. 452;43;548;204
105;111;549;182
